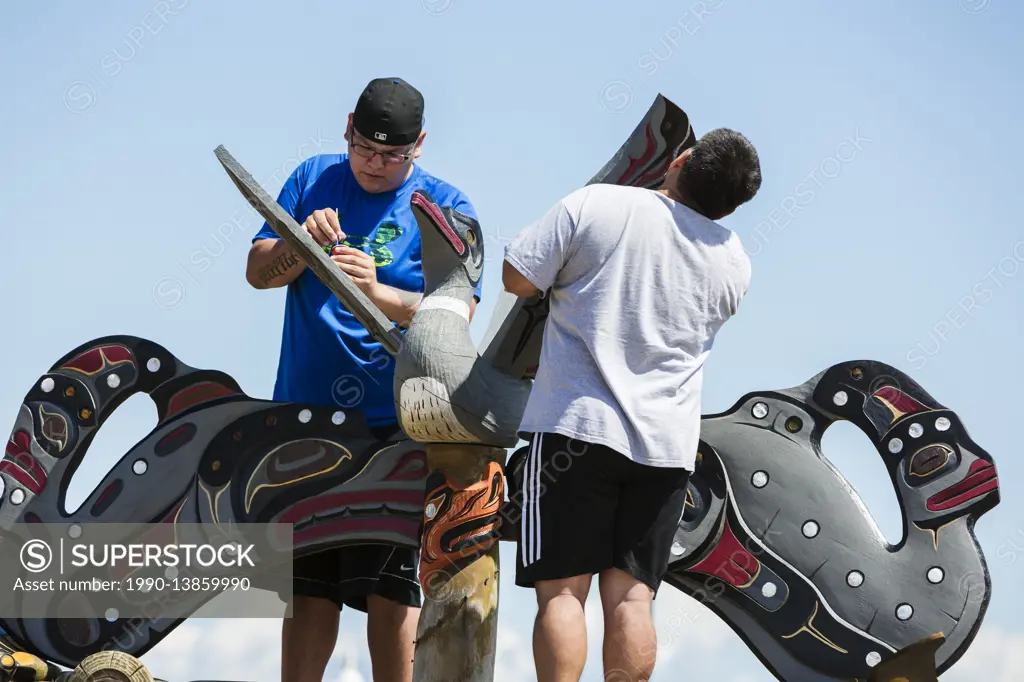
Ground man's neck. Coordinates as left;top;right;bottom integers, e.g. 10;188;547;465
657;186;705;216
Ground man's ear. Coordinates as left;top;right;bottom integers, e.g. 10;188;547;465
412;131;426;159
345;114;354;141
671;147;694;169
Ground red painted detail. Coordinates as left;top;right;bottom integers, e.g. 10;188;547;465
155;423;197;456
688;519;761;588
91;479;123;517
278;489;425;524
6;430;32;458
2;430;46;493
293;517;421;545
617;125;656;185
0;459;46;494
165;382;238;419
62;348;104;374
62;345;133;375
927;461;999;512
872;386;928;415
384;451;428;481
102;346;133;364
635;165;668;187
95;480;119;507
411;192;466;255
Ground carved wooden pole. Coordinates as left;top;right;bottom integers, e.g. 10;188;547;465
412;444;506;682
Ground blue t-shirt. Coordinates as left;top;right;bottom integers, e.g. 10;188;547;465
252;153;483;427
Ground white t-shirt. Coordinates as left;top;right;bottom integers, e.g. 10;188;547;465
503;183;751;470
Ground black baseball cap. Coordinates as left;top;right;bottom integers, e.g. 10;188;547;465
352;77;424;147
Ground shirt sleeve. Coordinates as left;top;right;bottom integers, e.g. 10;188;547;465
719;240;752;319
452;192;484;302
503;195;578;294
251;157;313;243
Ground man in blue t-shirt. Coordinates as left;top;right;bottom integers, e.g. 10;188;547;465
246;77;482;682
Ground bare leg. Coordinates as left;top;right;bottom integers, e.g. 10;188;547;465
281;595;340;682
533;575;592;682
366;594;419;682
599;568;656;682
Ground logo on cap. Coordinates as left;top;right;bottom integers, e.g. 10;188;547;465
374;132;387;141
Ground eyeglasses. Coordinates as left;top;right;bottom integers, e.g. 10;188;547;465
348;132;416;165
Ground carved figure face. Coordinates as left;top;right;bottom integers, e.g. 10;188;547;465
409;190;484;295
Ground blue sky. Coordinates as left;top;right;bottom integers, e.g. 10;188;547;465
0;0;1021;680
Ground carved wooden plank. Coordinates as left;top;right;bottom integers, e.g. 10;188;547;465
213;144;404;356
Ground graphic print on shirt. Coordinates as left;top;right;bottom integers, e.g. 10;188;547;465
340;222;405;267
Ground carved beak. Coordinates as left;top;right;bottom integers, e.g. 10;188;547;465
411;190;466;256
926;459;999;512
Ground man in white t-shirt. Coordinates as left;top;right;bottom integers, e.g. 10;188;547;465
502;128;762;682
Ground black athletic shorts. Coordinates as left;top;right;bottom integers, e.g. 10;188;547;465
288;423;422;612
513;432;691;593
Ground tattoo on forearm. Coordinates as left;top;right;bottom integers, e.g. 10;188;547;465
257;250;300;285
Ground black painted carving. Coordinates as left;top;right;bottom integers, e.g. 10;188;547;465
0;336;427;669
662;361;999;681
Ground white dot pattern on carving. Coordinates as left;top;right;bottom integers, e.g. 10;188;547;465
936;417;951;431
762;582;777;598
752;471;769;488
908;423;924;438
107;373;120;388
105;608;119;622
802;521;820;538
331;411;346;425
298;409;312;423
751;402;769;419
847;571;864;588
866;652;881;667
425;503;437;519
69;524;82;539
833;391;848;406
147;358;161;372
40;377;54;393
928;567;945;584
165;566;178;579
888;438;903;454
896;604;914;621
10;489;25;505
670;542;685;556
133;459;148;475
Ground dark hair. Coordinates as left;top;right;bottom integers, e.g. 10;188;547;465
677;128;762;219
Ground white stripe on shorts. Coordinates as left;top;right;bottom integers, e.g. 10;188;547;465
521;432;544;567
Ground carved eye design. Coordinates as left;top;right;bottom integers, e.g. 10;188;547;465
679;481;708;530
905;444;957;486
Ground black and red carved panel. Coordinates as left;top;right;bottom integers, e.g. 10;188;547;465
665;360;1000;681
0;335;428;670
